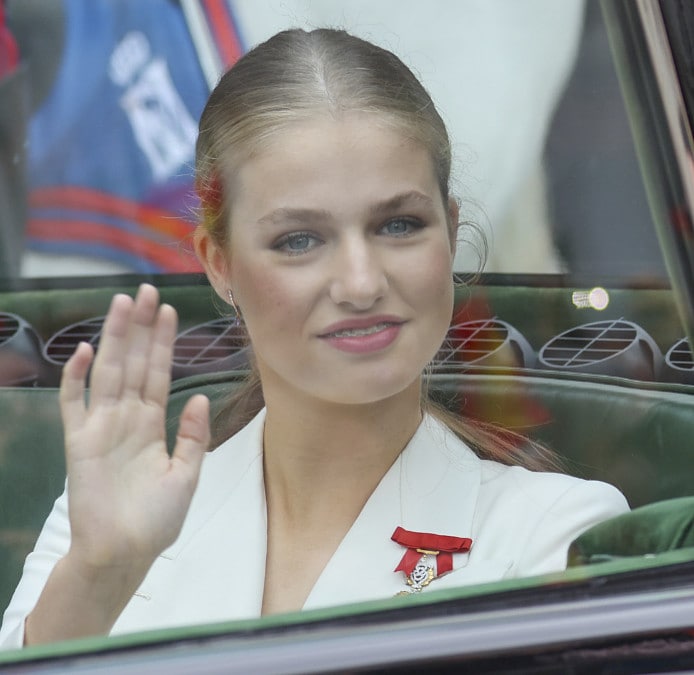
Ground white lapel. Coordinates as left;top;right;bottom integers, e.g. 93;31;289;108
116;413;514;634
303;415;486;610
114;411;269;634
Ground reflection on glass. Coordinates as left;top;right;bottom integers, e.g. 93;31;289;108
572;286;610;310
0;2;691;670
0;0;661;282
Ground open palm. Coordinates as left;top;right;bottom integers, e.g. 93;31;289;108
59;284;210;573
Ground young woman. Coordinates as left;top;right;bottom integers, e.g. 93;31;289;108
0;28;628;648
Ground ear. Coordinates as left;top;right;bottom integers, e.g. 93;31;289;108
194;227;231;302
446;197;460;253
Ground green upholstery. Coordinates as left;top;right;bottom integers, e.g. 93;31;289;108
434;374;694;506
0;281;683;375
0;282;220;354
0;387;65;617
567;497;694;565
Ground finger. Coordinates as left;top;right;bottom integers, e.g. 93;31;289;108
121;284;162;397
88;293;135;402
59;341;93;435
141;303;178;407
172;394;210;482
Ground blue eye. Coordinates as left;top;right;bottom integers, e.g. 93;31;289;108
274;232;321;255
286;234;311;250
381;218;423;236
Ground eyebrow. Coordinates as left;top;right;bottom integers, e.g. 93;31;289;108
368;190;436;216
256;191;436;228
257;208;332;228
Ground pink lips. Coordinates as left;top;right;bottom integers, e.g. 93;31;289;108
318;316;405;354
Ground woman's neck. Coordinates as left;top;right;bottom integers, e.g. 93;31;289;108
262;380;422;529
259;379;422;615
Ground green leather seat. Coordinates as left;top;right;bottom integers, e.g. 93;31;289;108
568;496;694;565
0;387;65;617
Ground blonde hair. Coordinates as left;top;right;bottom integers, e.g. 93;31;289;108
194;28;560;472
195;28;451;247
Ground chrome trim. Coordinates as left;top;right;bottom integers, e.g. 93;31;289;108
604;0;694;342
10;581;694;673
637;0;694;240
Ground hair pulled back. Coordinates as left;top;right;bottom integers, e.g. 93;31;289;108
195;28;451;248
194;28;559;472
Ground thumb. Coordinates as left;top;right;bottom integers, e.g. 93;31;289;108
172;394;210;479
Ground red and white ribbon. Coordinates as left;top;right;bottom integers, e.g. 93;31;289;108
391;526;472;578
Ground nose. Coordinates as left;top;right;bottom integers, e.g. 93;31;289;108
329;235;388;310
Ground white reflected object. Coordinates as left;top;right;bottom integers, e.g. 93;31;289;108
571;287;609;310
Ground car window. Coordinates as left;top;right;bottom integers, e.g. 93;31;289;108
1;0;693;670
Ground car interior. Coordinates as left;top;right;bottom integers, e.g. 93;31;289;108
1;0;694;670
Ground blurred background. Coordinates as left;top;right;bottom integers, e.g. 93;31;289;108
0;0;667;284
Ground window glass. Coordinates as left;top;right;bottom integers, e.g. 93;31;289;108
0;0;692;664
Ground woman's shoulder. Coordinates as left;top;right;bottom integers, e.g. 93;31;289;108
425;415;628;514
414;415;629;577
480;458;629;515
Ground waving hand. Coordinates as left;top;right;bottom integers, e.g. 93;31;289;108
25;284;210;645
60;283;210;569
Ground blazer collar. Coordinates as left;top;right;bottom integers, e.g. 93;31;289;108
162;409;267;560
124;411;269;629
304;415;482;609
156;412;484;617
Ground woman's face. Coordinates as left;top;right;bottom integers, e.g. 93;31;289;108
206;114;458;407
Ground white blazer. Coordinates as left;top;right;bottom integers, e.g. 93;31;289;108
0;411;629;648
